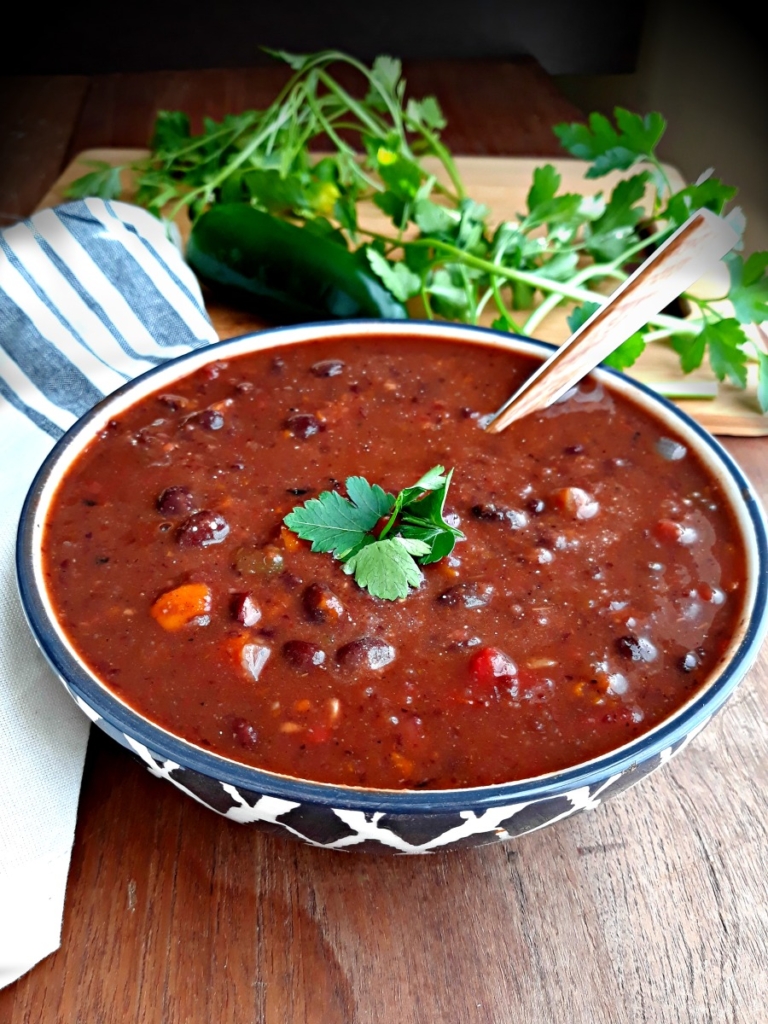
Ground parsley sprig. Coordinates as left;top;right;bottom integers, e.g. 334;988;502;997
283;466;463;600
66;49;768;411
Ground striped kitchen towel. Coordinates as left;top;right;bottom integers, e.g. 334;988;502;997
0;199;218;988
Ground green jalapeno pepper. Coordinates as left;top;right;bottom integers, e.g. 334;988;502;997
186;204;407;324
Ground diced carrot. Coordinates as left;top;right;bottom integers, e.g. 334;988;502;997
150;583;211;631
279;525;303;552
391;751;414;778
439;560;460;579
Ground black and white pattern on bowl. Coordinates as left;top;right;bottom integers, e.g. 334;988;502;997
68;687;711;854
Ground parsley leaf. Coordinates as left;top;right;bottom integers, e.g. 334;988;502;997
342;538;423;600
523;165;582;229
554;109;666;178
406;95;447;131
64;161;124;201
603;332;647;370
366;248;422;302
566;301;599;333
613;108;667;159
584;174;648;261
663;177;738;228
260;47;313;70
671;320;749;389
726;252;768;324
756;351;768;413
371;55;402;93
703;319;749;387
567;300;646;370
670;332;707;373
284;466;463;599
151;111;191;156
283;479;393;558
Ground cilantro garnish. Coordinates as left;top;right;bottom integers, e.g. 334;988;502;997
283;466;463;600
66;50;768;412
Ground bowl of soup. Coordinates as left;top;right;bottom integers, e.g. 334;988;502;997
16;321;768;852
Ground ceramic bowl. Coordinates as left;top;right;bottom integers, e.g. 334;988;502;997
16;321;768;853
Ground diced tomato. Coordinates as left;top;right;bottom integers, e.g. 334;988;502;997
467;646;517;697
305;724;331;744
653;519;697;544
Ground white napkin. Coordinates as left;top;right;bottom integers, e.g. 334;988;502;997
0;199;218;987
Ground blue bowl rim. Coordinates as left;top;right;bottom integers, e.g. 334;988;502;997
15;318;768;814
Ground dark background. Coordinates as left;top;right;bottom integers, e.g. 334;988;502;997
2;0;766;250
5;0;646;75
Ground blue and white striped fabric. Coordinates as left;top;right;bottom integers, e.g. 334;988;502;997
0;198;219;988
0;198;218;439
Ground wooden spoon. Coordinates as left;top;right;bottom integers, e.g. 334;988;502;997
484;208;739;434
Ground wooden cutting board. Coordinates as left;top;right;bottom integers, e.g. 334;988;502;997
38;149;768;437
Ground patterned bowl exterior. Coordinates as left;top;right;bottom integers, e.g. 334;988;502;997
16;321;768;854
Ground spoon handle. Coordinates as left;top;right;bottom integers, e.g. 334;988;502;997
485;208;739;434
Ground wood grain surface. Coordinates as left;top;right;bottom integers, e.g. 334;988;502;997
1;62;767;1024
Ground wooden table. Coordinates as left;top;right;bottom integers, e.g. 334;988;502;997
2;62;767;1024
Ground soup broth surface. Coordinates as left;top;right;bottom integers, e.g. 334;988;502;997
43;337;746;789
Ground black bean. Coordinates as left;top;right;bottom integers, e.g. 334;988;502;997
285;413;322;439
505;509;528;530
157;486;196;517
177;510;230;547
282;640;326;672
303;583;345;622
157;394;189;411
679;647;705;673
202;361;227;380
438;582;494;609
231;593;262;627
564;444;585;455
471;503;506;521
187;408;225;430
526;498;546;516
615;635;657;662
232;718;258;748
311;359;345;377
336;637;396;672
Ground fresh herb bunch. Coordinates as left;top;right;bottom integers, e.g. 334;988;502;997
67;49;768;410
283;466;463;600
